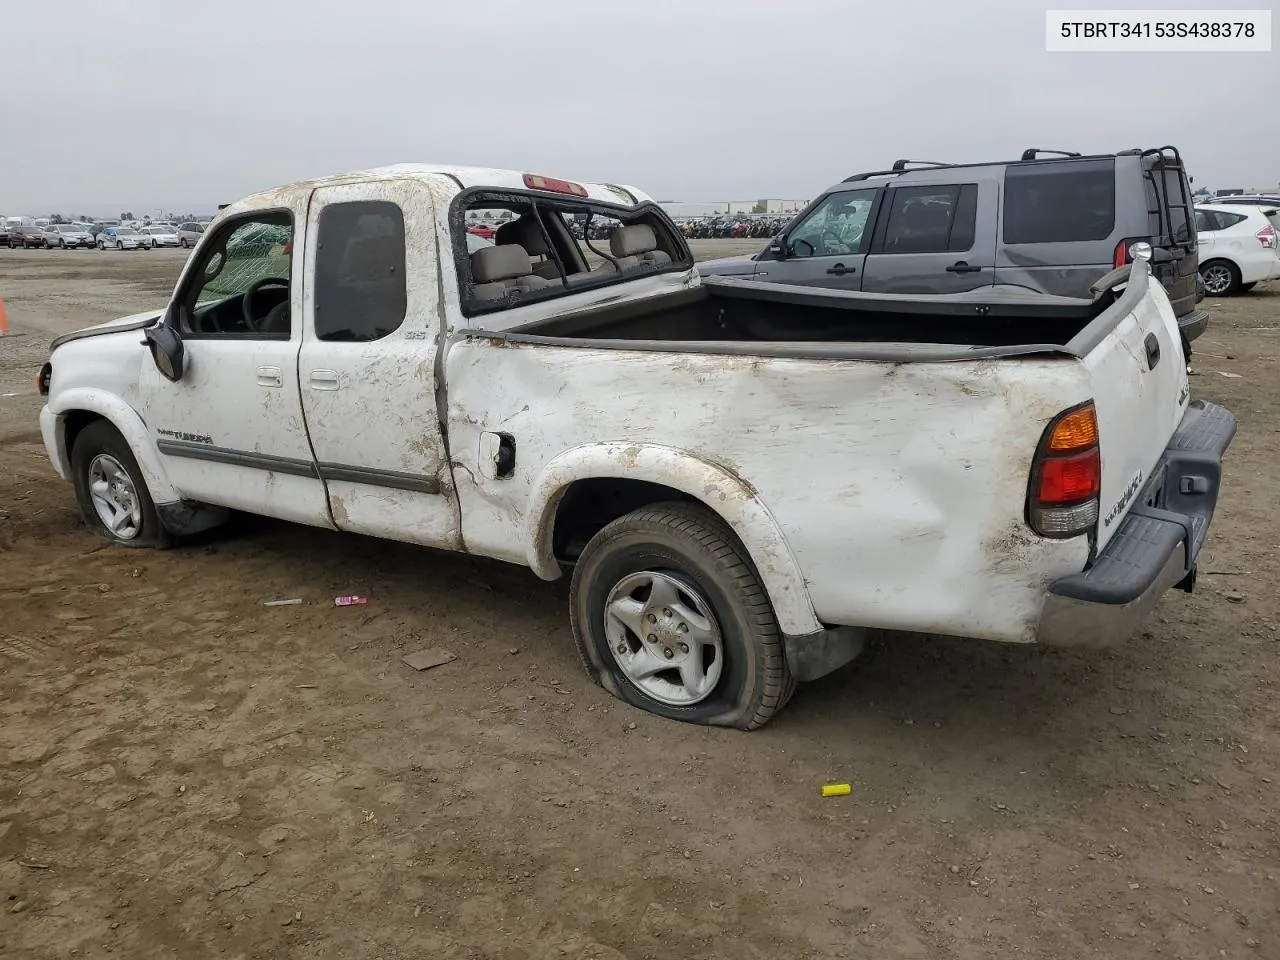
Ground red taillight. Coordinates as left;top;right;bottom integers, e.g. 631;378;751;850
1113;240;1128;268
1256;223;1276;248
522;173;588;197
1038;450;1101;505
1028;402;1102;538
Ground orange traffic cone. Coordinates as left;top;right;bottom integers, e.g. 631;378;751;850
0;296;8;336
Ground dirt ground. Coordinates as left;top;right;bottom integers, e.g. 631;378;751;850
1;244;1277;960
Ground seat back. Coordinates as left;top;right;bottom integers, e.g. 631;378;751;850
609;223;672;270
469;244;556;301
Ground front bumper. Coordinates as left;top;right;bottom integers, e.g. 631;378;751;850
1037;399;1236;648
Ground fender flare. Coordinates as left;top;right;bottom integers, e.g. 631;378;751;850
524;442;822;637
49;388;180;504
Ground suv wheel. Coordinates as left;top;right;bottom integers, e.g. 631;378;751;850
70;421;172;548
1201;260;1241;297
569;502;793;730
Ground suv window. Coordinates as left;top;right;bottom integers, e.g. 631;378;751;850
881;184;977;254
314;200;407;342
1003;160;1115;244
786;189;877;257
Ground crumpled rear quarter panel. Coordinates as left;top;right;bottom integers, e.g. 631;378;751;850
446;340;1094;643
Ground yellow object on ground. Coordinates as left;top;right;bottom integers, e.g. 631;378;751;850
821;783;851;797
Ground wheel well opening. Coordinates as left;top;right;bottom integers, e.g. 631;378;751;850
63;410;105;459
551;479;696;564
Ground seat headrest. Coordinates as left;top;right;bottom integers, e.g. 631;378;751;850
495;216;549;256
471;244;531;283
610;224;658;257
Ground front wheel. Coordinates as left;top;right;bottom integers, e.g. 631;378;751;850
1201;259;1241;297
116;241;123;250
70;421;171;548
569;502;792;730
180;238;188;248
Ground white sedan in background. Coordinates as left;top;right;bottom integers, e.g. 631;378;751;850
1195;203;1280;296
140;225;181;248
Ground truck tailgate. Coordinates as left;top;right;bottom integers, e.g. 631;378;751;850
1078;261;1190;551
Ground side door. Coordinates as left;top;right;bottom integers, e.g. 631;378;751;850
861;180;997;293
759;188;880;289
297;179;461;550
138;201;334;527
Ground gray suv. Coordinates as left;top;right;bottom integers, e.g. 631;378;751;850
700;146;1207;343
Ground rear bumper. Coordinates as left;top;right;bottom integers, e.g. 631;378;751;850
1178;309;1209;342
1036;399;1236;648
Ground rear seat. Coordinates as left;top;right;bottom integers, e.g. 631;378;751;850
469;245;557;301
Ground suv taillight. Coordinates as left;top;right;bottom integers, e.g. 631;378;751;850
1028;402;1101;539
1256;223;1276;248
1112;238;1150;268
37;362;51;396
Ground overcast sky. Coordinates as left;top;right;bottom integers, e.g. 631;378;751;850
3;0;1276;215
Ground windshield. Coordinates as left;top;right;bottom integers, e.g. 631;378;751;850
56;224;79;232
117;227;138;236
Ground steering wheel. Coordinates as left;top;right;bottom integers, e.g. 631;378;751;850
243;277;290;331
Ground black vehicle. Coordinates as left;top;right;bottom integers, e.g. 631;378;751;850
699;147;1207;347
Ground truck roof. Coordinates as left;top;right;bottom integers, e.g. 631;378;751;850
230;164;653;214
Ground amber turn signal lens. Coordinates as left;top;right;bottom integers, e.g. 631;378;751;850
1047;404;1098;452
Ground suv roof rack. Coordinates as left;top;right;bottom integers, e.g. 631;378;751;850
842;159;955;183
1019;149;1082;161
840;146;1177;185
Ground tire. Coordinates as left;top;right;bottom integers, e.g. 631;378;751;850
180;238;188;248
569;502;792;730
1200;259;1241;297
116;241;123;250
98;241;105;250
1239;282;1257;293
70;421;171;548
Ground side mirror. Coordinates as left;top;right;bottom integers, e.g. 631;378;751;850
769;236;789;259
143;322;185;382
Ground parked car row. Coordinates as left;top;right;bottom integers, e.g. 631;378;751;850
1;215;209;250
676;216;794;239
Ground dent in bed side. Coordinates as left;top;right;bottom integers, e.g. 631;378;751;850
523;442;824;639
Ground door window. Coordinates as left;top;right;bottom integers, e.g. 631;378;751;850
881;184;978;253
314;201;408;342
786;189;877;257
180;211;294;337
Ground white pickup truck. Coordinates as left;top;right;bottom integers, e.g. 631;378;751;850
37;164;1236;729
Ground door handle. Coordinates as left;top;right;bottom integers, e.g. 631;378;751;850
256;365;283;388
308;369;340;391
1144;333;1161;370
826;263;856;276
946;262;982;273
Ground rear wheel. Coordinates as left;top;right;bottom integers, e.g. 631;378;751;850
569;502;792;730
70;421;171;548
1201;259;1241;296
